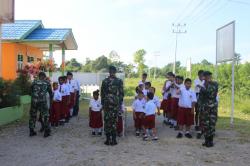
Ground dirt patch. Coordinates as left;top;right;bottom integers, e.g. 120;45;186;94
0;113;250;166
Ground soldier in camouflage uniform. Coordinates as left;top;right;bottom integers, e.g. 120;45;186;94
199;71;218;147
29;72;53;138
101;66;124;145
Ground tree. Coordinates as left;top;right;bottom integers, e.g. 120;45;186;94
201;59;212;66
92;55;109;72
65;58;82;72
133;49;147;75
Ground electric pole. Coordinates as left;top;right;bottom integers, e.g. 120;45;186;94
172;23;187;74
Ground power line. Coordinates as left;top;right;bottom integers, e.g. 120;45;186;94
173;0;195;23
178;0;206;23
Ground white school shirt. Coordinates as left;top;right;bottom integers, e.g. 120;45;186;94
67;79;77;93
53;89;62;101
178;87;197;108
163;81;172;99
144;100;157;116
194;78;205;93
74;79;80;91
153;96;161;108
143;89;149;96
59;84;68;96
89;99;102;112
132;98;146;113
171;83;184;98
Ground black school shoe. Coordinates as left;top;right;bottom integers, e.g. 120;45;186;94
98;132;102;136
92;131;96;136
185;133;192;139
29;129;37;137
176;133;183;138
195;126;199;131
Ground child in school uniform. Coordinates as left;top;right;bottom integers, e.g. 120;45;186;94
132;91;146;137
143;92;160;141
50;82;62;127
161;72;175;125
143;81;151;96
176;78;197;139
149;87;161;114
89;90;103;136
169;76;184;129
63;76;71;123
58;76;68;125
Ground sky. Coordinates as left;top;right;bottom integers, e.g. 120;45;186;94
15;0;250;68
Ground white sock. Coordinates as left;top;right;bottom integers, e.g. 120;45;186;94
70;108;73;116
186;131;190;134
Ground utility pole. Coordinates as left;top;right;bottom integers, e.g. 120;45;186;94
153;51;160;80
172;23;187;74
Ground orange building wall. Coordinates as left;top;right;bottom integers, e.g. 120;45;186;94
1;43;43;80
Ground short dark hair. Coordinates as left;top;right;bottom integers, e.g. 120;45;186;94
109;66;117;72
198;70;204;75
167;72;175;77
147;92;154;100
184;78;192;83
93;90;100;96
67;72;73;76
142;73;148;77
145;81;151;87
38;72;46;78
203;71;212;76
53;82;58;87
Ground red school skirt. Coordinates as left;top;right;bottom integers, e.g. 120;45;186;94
89;110;103;128
50;101;61;123
177;107;194;126
134;112;144;129
117;116;123;134
143;114;156;129
61;96;69;119
170;98;179;120
161;99;171;113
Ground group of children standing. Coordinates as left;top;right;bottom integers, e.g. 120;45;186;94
48;72;80;128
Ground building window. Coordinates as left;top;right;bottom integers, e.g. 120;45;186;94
17;54;23;70
27;56;34;63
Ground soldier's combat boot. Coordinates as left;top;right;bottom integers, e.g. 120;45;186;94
104;134;111;145
111;133;118;146
202;137;209;147
29;129;37;137
206;136;214;148
44;129;51;138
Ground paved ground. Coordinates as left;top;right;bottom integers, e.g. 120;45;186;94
0;113;250;166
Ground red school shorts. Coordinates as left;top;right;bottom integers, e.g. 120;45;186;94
89;110;103;128
177;107;194;126
170;98;179;120
143;114;156;129
134;112;144;129
61;96;69;119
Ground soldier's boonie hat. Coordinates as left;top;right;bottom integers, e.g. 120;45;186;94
109;66;117;72
203;71;212;76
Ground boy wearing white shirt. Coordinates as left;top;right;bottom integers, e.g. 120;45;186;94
132;91;146;137
176;78;197;139
58;76;68;125
194;70;205;137
161;72;175;125
169;76;184;129
143;92;160;141
67;72;77;118
89;90;103;136
50;82;62;127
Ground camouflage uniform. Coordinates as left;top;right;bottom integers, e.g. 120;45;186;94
199;81;218;139
29;79;52;132
101;77;124;136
